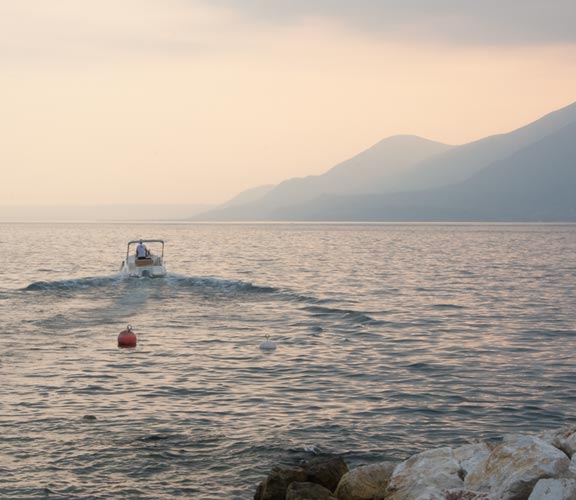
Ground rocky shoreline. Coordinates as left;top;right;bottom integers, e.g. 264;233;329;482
254;426;576;500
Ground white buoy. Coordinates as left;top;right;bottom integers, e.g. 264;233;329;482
259;334;277;352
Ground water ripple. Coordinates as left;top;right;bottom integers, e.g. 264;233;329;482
2;222;576;500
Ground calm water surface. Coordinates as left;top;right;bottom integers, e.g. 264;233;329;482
1;223;575;499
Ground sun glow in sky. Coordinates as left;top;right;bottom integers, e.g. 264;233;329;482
1;0;575;205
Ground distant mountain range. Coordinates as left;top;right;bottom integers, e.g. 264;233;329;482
195;101;576;221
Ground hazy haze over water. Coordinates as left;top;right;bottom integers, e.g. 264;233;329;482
1;223;575;499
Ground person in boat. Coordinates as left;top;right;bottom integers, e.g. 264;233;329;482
136;240;149;259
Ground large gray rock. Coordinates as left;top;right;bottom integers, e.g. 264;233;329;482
552;428;576;458
386;447;464;500
254;456;348;500
453;443;493;478
254;465;307;500
528;478;576;499
538;427;576;457
286;481;337;500
335;462;396;500
306;456;348;492
464;435;570;500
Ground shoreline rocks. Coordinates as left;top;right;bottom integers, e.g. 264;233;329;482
255;457;348;500
335;462;396;500
254;426;576;500
464;435;570;499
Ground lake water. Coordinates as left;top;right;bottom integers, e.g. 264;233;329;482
1;222;575;499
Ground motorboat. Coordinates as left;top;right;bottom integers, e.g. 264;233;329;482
120;239;167;278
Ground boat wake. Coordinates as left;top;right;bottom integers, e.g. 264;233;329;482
24;275;123;291
165;274;279;294
22;273;378;329
23;273;280;295
302;305;377;325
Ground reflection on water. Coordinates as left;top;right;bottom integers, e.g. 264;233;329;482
1;223;575;499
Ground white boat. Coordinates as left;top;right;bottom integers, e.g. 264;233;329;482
120;239;167;278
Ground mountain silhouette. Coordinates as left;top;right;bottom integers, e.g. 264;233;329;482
194;101;576;221
196;135;452;220
271;120;576;221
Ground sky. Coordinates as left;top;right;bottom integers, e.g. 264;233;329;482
1;0;575;206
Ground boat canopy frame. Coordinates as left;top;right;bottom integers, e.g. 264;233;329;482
126;239;165;259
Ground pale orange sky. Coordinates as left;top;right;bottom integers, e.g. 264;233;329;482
1;0;575;205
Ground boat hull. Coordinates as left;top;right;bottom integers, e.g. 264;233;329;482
120;255;167;278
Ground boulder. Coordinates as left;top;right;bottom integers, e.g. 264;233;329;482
527;478;576;499
254;456;347;500
453;443;492;479
285;481;337;500
335;462;396;500
254;465;308;500
305;456;348;492
552;429;576;458
386;447;464;500
464;435;570;500
538;427;576;457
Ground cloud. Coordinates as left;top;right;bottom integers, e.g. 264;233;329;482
2;0;574;67
0;0;238;64
203;0;576;45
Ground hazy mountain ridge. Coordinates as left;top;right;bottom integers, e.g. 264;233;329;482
392;100;576;192
194;101;576;221
196;135;453;220
269;120;576;221
216;184;275;209
266;135;453;201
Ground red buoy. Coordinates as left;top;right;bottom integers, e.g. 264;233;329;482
118;324;137;348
